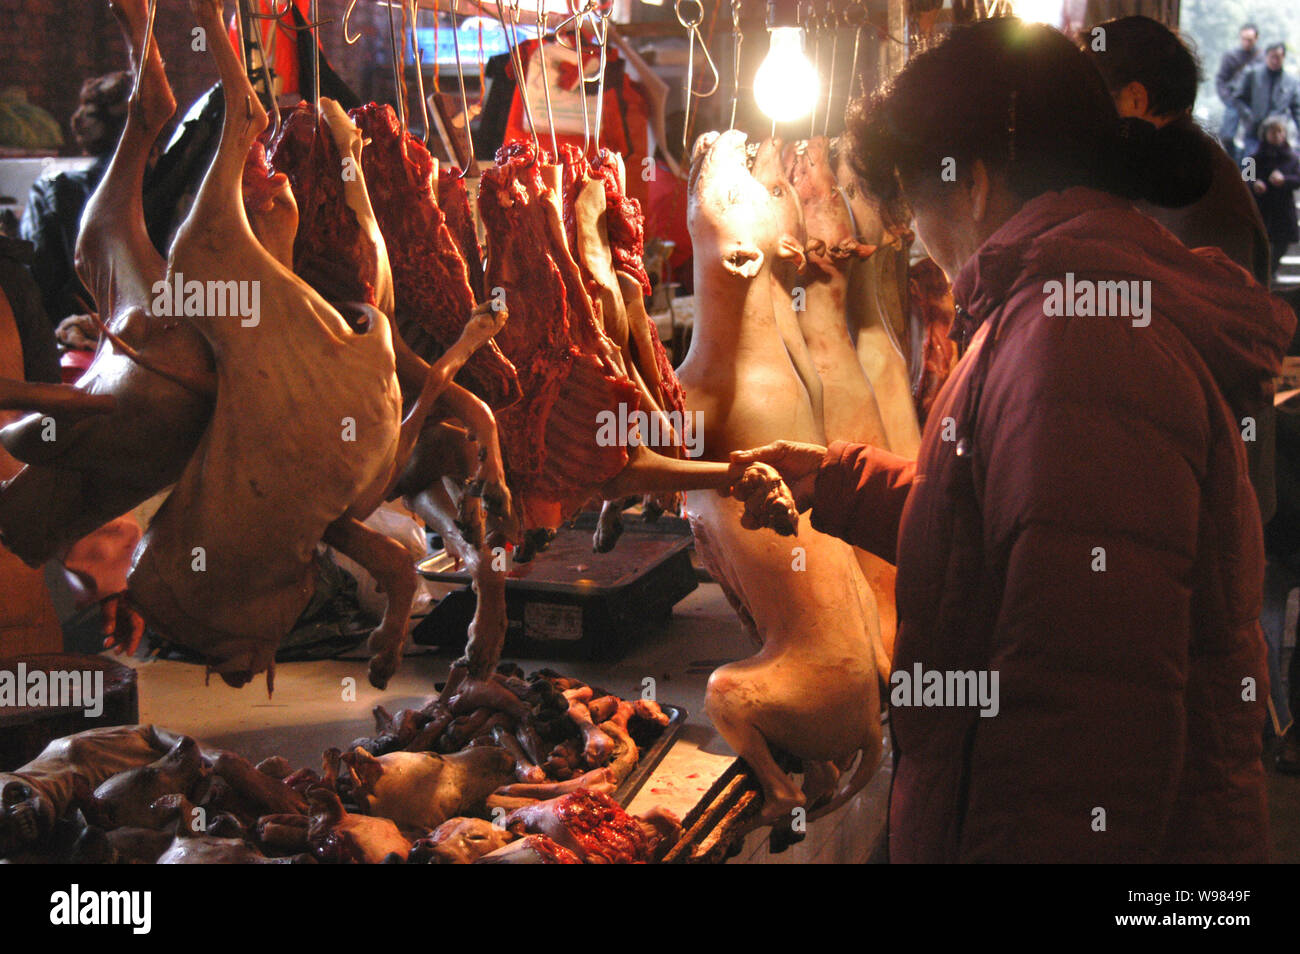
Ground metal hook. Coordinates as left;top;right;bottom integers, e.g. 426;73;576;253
240;0;283;137
845;6;866;103
591;6;611;157
822;17;837;138
310;0;321;107
676;0;718;154
408;0;432;146
536;6;559;158
728;0;742;131
386;0;408;129
342;0;362;44
808;4;822;138
129;0;158;109
553;0;598;49
449;0;476;177
495;0;540;153
248;0;330;31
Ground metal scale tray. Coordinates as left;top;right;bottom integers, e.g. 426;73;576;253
412;510;697;661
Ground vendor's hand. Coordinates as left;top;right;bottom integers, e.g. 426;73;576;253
100;593;145;656
55;313;100;351
1253;179;1268;194
727;441;826;513
1270;169;1286;186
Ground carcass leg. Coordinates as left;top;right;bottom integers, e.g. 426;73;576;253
367;303;508;516
436;383;512;523
408;480;506;681
322;516;416;690
75;0;174;304
705;663;807;823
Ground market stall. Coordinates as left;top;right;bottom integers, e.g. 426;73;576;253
0;0;1292;875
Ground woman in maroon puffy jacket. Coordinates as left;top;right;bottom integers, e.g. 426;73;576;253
730;18;1293;862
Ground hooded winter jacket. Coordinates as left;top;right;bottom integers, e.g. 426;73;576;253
811;187;1294;862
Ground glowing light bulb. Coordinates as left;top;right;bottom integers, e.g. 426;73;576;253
754;27;820;122
1012;0;1062;26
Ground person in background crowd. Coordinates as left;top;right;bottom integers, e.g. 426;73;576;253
729;17;1290;862
19;72;130;330
1085;15;1278;534
1087;17;1271;284
1235;42;1300;159
1217;22;1260;160
1250;116;1300;281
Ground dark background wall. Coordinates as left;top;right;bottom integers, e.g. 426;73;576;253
0;0;397;155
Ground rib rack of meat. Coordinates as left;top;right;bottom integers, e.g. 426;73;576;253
349;103;520;410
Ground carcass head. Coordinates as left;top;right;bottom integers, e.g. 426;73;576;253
687;130;805;280
785;137;854;247
0;779;46;858
409;816;516;864
831;136;893;248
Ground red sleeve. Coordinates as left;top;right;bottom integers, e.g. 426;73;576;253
810;441;915;563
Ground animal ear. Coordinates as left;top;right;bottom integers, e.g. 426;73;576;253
776;236;806;271
721;245;764;278
350;747;384;793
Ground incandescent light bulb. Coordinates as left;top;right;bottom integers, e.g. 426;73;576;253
754;27;820;122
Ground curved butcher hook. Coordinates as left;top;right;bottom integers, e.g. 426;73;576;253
342;0;362;44
129;0;158;109
248;0;331;30
675;0;719;155
407;0;433;146
449;0;477;177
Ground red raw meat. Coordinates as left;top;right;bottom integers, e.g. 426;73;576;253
349;103;520;409
507;789;652;863
437;167;485;303
479;141;638;528
590;153;651;295
267;101;376;307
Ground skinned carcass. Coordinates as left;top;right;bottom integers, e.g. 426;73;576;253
832;139;922;458
0;0;215;570
676;130;884;823
125;0;507;691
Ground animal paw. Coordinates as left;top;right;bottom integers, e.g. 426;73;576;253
464;301;508;345
100;593;145;656
110;0;176;132
735;463;799;536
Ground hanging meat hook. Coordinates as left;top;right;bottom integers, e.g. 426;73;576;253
675;0;719;154
536;5;560;157
449;0;478;177
407;0;433;145
342;0;362;43
385;0;408;129
822;8;837;137
129;0;159;108
728;0;742;131
496;0;541;154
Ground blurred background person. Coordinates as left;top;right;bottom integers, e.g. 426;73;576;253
19;71;130;333
1216;22;1260;161
1235;42;1300;159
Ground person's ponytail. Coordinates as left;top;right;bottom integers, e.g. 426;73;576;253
1107;115;1214;208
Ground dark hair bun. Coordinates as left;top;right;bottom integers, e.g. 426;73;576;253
1113;116;1213;208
